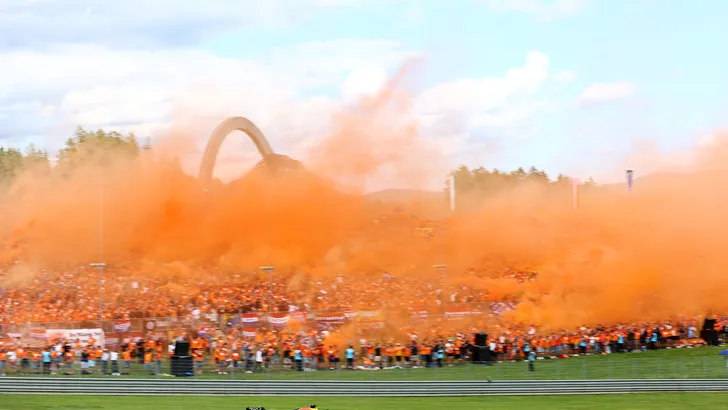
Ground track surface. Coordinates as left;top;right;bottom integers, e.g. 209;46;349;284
1;378;728;396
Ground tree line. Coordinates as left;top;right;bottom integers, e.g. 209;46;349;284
1;126;596;196
0;127;150;187
446;165;596;197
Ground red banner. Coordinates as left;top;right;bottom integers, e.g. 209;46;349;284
242;327;257;337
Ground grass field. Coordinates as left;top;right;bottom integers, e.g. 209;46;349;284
8;346;728;380
2;393;728;409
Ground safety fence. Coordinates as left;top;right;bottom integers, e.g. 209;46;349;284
1;378;728;396
3;353;728;381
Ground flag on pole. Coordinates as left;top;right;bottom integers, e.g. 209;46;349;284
449;174;456;211
570;177;580;209
626;170;633;192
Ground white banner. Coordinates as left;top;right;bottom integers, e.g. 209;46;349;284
267;314;290;326
45;328;105;347
114;320;131;333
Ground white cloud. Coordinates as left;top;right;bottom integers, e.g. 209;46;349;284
485;0;589;21
416;51;569;146
0;43;569;187
577;81;633;107
341;65;389;102
0;1;572;189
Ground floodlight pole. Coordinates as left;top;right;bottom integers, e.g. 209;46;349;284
90;263;106;327
92;184;106;328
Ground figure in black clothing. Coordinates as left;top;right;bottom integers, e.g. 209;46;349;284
137;340;145;364
374;345;383;369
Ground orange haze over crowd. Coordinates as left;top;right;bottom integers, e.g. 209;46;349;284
1;67;728;331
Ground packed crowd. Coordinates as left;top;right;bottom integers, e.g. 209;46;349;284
0;261;535;325
2;307;727;377
1;212;727;378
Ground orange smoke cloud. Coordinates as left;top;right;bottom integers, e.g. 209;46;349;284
1;67;728;333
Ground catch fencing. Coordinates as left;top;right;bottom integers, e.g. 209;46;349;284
3;353;728;381
1;378;728;396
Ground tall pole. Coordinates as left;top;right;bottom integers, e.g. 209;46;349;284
91;261;106;328
449;174;456;212
91;184;106;329
626;169;633;193
570;177;579;209
269;269;272;315
99;185;103;325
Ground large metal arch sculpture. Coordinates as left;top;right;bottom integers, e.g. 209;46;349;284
198;117;275;187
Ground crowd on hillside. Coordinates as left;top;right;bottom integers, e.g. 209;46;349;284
0;260;536;325
2;251;727;377
1;211;727;378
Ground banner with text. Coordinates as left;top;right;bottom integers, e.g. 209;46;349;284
45;328;105;346
315;312;346;324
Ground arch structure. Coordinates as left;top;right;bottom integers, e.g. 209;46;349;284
198;117;276;188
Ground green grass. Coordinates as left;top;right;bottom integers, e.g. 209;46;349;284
2;393;728;409
10;346;728;381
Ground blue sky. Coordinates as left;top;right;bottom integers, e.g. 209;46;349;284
1;0;727;186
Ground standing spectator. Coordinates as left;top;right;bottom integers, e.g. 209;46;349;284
110;349;120;376
528;350;536;371
154;349;163;375
0;349;6;376
345;345;355;369
294;346;303;372
64;350;74;373
41;348;51;374
7;349;16;374
80;347;89;372
255;346;264;372
18;346;29;373
101;349;110;375
374;344;382;369
121;348;132;372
